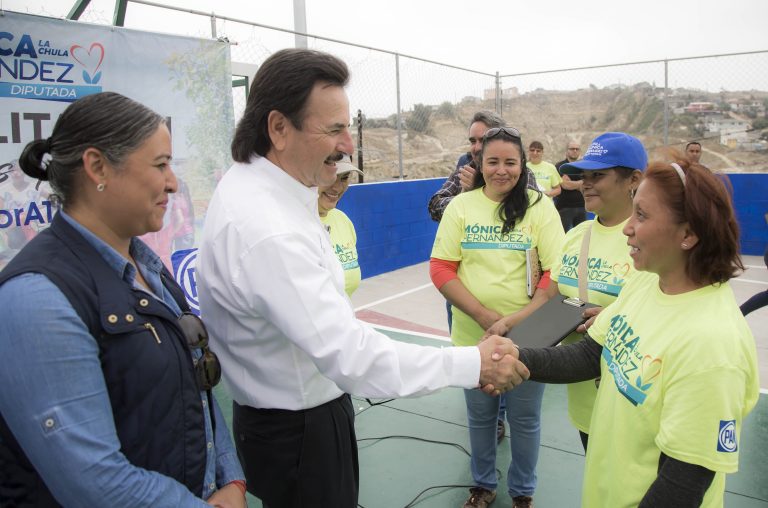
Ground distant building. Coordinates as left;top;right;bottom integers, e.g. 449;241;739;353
685;102;717;114
705;117;751;146
728;99;766;116
483;87;520;100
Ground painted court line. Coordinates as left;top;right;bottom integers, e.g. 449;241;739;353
744;264;766;270
732;278;768;286
370;323;452;343
354;282;434;311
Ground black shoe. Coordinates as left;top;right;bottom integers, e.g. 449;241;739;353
496;419;505;444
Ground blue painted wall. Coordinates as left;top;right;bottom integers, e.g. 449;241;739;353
338;173;767;279
730;173;768;257
337;178;442;279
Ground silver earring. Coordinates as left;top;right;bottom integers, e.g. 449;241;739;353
97;183;105;192
681;243;688;249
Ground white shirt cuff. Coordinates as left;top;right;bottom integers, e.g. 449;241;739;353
448;345;481;389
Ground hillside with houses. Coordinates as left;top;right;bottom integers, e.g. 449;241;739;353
354;84;768;182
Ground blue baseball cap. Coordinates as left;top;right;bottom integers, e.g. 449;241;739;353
560;132;648;175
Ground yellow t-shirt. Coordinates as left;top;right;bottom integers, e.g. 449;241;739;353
431;188;564;346
320;208;361;296
583;271;759;508
550;217;635;432
526;161;562;192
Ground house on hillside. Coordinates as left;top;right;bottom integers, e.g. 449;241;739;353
685;101;717;114
728;99;766;117
483;87;520;100
705;117;752;146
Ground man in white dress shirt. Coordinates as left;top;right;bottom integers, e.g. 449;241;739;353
197;48;528;508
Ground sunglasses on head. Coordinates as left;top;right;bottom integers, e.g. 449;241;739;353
483;126;522;140
177;312;222;391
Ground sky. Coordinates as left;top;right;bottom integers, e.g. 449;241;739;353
4;0;767;76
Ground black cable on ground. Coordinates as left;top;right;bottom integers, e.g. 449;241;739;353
357;434;503;508
364;397;395;407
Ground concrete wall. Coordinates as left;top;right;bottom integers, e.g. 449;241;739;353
339;173;768;280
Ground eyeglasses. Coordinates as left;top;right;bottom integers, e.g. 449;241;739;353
178;312;222;390
483;126;521;140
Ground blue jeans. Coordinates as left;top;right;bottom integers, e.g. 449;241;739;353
463;382;545;497
449;300;507;421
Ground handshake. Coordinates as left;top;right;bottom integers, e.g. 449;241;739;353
477;336;530;395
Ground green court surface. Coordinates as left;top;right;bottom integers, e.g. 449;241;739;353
213;328;768;508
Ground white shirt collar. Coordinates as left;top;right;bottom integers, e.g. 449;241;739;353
254;155;319;216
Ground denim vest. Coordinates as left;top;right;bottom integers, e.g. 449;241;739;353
0;214;206;506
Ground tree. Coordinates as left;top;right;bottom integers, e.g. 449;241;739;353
752;118;768;130
406;104;432;133
436;101;455;118
166;41;234;181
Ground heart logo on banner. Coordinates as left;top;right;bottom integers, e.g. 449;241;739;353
70;43;105;84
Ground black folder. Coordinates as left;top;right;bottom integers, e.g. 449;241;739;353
504;296;598;349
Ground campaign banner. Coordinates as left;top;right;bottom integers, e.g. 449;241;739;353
0;11;234;272
172;248;200;316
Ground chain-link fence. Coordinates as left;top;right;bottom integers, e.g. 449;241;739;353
499;52;768;175
33;1;768;180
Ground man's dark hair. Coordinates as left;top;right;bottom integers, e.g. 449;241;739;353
231;48;349;162
471;110;505;129
685;141;702;150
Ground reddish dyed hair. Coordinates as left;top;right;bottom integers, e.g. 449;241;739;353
644;151;743;285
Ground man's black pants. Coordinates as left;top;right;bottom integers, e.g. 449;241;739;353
233;394;358;508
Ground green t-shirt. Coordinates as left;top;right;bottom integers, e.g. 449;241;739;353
583;271;759;508
431;188;564;346
550;217;635;432
526;161;562;192
320;208;361;296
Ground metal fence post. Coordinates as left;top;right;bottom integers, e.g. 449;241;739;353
395;53;404;180
663;59;669;146
495;71;501;114
357;109;364;182
293;0;308;48
210;13;217;38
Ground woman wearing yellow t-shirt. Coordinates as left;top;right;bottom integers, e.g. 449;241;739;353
430;127;564;508
492;132;646;452
514;156;759;508
319;160;362;296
